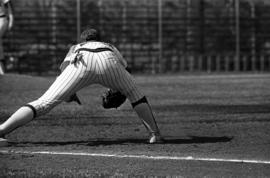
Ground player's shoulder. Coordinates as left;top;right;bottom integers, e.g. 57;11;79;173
67;44;78;53
78;41;115;50
99;41;116;48
97;42;119;52
70;44;77;50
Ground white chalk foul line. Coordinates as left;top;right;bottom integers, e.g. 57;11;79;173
1;150;270;165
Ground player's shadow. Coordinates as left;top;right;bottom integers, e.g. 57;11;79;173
154;104;270;114
10;136;233;147
86;136;233;146
164;136;233;144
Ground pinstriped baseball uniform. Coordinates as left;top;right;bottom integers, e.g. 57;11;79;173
28;41;144;116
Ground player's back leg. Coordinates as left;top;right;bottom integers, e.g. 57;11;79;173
95;57;162;143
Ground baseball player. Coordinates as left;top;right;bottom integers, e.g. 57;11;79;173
0;28;163;146
0;0;13;74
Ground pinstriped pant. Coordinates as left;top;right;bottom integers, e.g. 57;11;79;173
29;51;143;116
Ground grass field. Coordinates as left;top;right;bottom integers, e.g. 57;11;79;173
0;73;270;177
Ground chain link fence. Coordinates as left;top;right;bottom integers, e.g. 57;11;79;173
3;0;270;74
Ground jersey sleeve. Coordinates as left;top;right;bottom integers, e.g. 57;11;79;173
65;45;77;61
59;45;77;71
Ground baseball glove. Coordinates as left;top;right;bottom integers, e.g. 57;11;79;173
102;89;127;109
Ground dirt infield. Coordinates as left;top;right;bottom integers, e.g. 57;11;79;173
0;73;270;177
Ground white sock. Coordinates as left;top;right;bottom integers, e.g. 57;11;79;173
133;103;160;135
0;106;34;136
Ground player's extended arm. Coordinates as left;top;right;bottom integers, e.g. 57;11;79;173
59;45;77;71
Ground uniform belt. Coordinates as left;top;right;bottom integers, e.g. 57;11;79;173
75;47;113;53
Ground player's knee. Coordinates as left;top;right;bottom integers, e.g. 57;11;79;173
124;86;144;103
23;104;37;118
27;99;61;117
131;96;148;108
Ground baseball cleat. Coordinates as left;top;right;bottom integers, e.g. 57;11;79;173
0;137;8;147
149;133;164;144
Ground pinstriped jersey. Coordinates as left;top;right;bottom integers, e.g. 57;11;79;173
63;41;127;68
29;40;144;115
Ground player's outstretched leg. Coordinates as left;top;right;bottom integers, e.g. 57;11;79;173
0;106;34;146
132;96;163;144
0;61;90;146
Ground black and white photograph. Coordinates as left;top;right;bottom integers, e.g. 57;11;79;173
0;0;270;177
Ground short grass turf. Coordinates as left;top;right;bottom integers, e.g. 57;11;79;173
0;73;270;177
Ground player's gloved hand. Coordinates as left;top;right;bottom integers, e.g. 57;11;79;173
102;89;127;109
